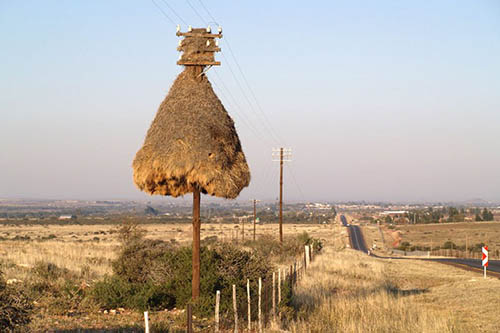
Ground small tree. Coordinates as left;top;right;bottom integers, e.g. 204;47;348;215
482;208;494;221
443;241;456;249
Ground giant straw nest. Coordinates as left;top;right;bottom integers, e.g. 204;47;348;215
133;67;250;198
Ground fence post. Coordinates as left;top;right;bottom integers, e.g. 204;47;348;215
272;272;276;322
187;304;193;333
304;247;307;271
294;262;297;284
215;290;220;332
290;264;293;294
144;311;149;333
233;284;238;333
264;278;269;325
305;245;310;268
310;245;314;261
258;277;262;333
278;268;281;306
247;279;251;331
278;268;282;321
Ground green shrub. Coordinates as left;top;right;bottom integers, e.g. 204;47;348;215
442;241;456;249
112;239;173;284
398;241;411;251
92;222;323;319
295;232;323;252
93;227;274;318
32;261;71;281
212;243;272;318
25;262;88;315
245;232;323;263
130;283;175;311
279;279;294;324
92;275;135;309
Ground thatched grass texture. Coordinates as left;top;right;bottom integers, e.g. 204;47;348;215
133;67;250;198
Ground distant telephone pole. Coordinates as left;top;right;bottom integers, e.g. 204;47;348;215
241;216;245;242
465;234;468;258
250;199;261;241
273;148;291;243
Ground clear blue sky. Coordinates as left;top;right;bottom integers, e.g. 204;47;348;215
1;0;499;203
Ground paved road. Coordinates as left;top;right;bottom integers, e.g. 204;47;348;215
431;257;500;275
340;215;348;226
345;221;500;277
346;223;368;253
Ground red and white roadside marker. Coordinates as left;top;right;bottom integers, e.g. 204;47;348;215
482;246;489;278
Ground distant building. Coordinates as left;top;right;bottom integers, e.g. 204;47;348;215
380;210;408;217
58;215;76;220
305;203;332;210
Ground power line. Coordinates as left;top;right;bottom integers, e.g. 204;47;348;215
152;0;284;187
222;39;286;145
151;0;176;25
183;1;279;147
209;70;274;146
191;1;284;146
287;163;307;203
219;50;281;146
253;158;275;197
198;0;218;24
160;0;188;26
209;75;271;146
151;0;268;145
186;0;208;25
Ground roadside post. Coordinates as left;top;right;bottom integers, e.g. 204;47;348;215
144;311;149;333
482;246;489;278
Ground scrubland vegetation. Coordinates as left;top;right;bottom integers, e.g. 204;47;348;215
1;221;499;331
0;222;325;331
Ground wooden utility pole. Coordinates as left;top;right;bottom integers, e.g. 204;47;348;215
250;199;260;241
273;148;291;243
465;235;468;258
240;216;247;242
177;26;223;300
279;148;283;242
192;188;201;299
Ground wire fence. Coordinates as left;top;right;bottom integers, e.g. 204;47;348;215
154;244;318;332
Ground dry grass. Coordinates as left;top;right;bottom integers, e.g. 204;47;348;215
288;226;500;332
3;222;499;331
385;257;500;332
360;221;500;257
0;222;336;331
395;221;500;250
0;223;334;281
